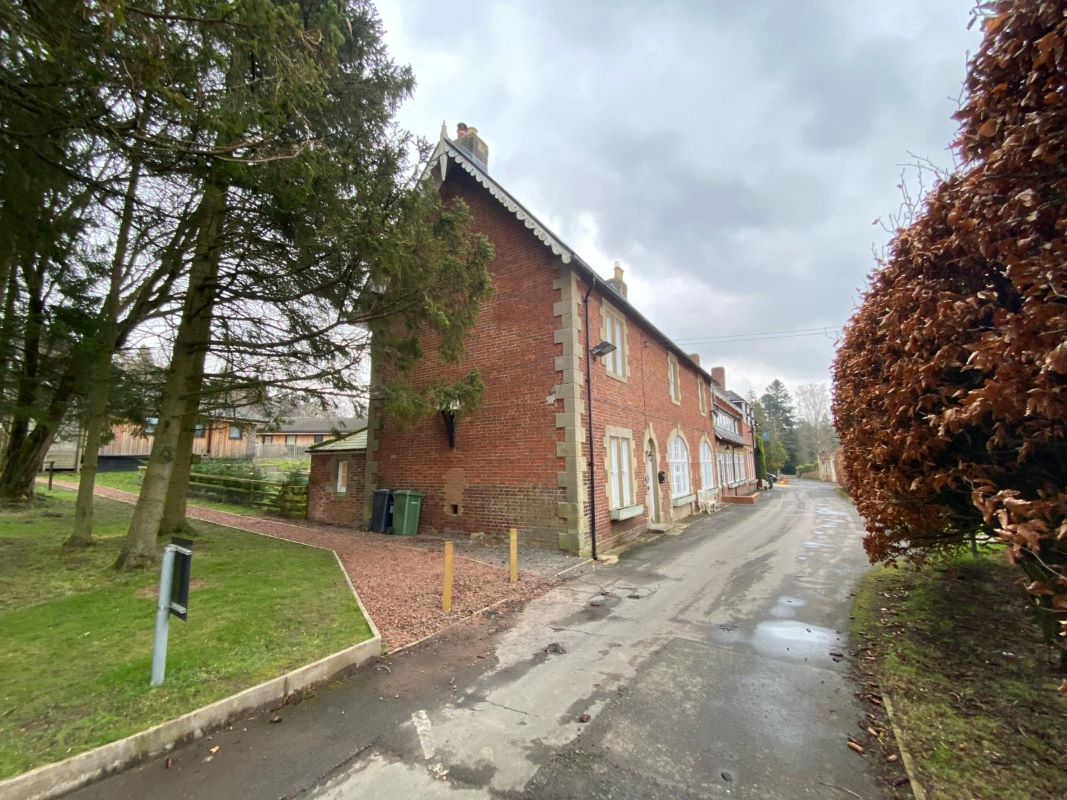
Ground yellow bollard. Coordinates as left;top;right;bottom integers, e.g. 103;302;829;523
509;527;519;584
442;540;454;613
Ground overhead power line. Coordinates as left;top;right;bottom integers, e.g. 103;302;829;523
673;325;841;345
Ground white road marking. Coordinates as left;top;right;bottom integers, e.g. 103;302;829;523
412;709;436;761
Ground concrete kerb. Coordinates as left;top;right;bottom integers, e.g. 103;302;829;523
8;484;383;800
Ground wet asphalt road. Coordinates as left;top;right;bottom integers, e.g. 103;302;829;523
68;479;881;800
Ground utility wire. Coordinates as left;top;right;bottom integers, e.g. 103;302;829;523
674;326;841;344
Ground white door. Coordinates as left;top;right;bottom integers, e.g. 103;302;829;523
645;444;658;523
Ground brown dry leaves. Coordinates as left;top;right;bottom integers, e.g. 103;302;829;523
834;0;1067;642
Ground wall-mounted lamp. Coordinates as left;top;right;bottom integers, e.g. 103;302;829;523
589;340;617;360
439;399;460;449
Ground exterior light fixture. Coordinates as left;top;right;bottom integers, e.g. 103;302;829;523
589;340;617;360
439;399;461;449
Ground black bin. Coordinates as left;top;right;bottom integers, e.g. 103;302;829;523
371;489;393;533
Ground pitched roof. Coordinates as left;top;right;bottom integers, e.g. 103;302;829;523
307;428;368;452
264;416;365;435
430;131;713;384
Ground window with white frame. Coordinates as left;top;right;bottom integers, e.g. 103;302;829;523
607;435;634;509
602;305;627;380
700;440;714;489
668;354;681;403
717;452;727;485
336;460;349;494
713;409;740;434
668;435;690;498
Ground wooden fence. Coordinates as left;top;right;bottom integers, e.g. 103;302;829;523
140;468;308;518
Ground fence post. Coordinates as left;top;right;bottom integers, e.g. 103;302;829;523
48;461;55;490
442;541;454;613
509;527;518;584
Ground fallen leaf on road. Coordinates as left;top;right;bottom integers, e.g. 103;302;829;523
887;754;899;763
270;715;282;724
847;741;865;754
578;713;591;723
165;757;172;769
209;746;220;754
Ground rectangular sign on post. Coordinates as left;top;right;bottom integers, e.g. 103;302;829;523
169;537;193;621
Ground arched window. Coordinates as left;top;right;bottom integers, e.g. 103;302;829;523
668;435;690;498
700;441;714;489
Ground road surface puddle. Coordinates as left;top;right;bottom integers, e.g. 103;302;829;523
751;620;841;663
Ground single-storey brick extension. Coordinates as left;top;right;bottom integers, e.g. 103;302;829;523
309;124;757;555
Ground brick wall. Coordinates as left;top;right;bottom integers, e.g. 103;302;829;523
368;168;566;547
365;159;722;554
581;281;716;553
309;450;366;527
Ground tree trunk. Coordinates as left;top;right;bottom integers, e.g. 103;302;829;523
66;352;112;545
67;162;141;546
0;363;76;501
159;390;199;538
117;183;225;569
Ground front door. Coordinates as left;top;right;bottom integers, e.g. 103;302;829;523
645;443;658;524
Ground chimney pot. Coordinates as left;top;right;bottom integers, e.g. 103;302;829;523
607;260;628;299
454;123;488;171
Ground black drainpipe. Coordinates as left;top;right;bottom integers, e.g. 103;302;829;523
582;276;598;561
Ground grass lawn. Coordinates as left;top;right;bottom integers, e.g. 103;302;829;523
851;550;1067;800
0;491;372;779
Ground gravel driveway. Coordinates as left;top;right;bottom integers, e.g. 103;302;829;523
49;481;577;650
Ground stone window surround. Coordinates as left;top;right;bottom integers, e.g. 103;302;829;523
600;299;629;383
603;424;639;515
667;427;692;499
667;353;681;405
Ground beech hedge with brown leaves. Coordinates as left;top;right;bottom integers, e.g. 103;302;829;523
833;0;1067;667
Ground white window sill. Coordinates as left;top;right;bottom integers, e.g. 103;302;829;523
609;503;644;521
671;493;695;507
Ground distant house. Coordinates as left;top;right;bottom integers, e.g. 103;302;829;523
308;124;758;554
818;448;846;486
711;375;759;498
256;416;365;459
93;415;260;471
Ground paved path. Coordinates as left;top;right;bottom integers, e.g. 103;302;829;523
67;480;881;799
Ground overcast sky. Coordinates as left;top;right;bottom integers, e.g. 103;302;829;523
375;0;980;399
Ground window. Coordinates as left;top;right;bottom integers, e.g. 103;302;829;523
714;409;740;434
602;305;627;379
228;425;242;440
143;417;158;436
262;434;274;444
668;435;690;498
717;452;727;485
700;441;715;489
193;424;205;439
313;434;325;444
285;434;297;445
667;354;681;404
336;460;349;494
698;380;707;415
607;435;634;509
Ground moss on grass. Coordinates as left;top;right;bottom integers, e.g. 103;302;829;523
851;551;1067;800
0;492;371;779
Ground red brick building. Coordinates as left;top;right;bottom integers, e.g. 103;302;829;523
307;125;751;556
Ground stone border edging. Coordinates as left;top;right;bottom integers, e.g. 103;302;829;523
881;688;928;800
0;518;382;800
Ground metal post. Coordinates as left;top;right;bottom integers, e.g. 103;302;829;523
151;545;176;687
